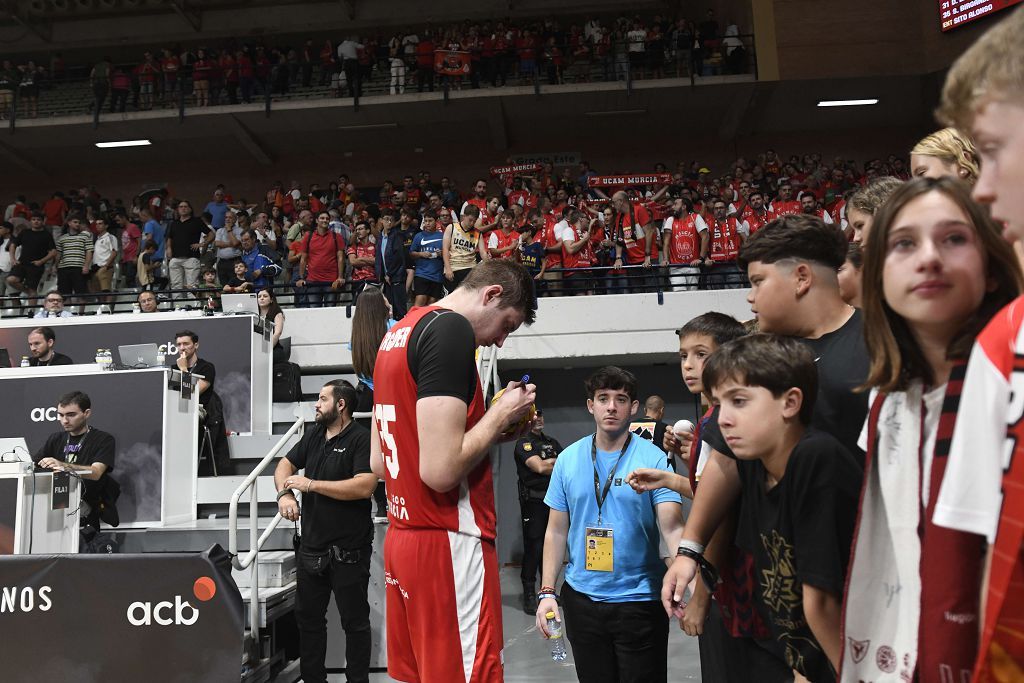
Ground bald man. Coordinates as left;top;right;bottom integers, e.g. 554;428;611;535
629;395;672;465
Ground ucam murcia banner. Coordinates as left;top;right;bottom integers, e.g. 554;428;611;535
0;547;243;682
489;163;543;177
587;173;673;187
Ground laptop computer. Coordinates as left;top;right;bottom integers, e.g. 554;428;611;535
118;343;160;368
221;293;260;315
0;348;10;368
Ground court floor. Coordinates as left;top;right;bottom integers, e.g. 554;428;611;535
333;566;703;682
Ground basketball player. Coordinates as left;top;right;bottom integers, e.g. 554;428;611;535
370;258;538;682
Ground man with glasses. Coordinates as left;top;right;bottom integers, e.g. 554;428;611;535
165;200;212;295
34;291;74;318
702;198;748;289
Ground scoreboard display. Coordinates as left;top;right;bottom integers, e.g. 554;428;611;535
940;0;1024;31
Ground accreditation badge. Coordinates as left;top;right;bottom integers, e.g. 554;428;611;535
584;525;614;572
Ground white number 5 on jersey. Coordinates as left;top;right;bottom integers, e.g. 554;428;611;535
375;403;400;480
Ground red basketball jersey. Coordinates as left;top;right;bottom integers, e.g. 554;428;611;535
372;306;496;541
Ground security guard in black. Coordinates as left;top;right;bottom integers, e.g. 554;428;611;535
274;380;377;683
514;409;562;613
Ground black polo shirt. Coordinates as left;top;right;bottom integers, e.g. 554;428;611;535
514;431;562;495
285;420;373;552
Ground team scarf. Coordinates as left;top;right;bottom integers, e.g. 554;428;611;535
841;361;983;682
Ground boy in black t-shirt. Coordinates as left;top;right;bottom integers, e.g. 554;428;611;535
697;333;861;682
222;260;253;293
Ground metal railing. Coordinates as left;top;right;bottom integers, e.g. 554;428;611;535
1;34;757;131
227;409;372;649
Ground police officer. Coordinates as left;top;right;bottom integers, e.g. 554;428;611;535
514;408;562;614
273;379;378;683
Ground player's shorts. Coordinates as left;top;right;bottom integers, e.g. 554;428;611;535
384;527;503;683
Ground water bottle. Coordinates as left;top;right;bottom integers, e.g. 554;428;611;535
95;348;104;367
103;349;113;370
20;356;29;368
546;611;567;661
157;344;167;366
132;302;141;314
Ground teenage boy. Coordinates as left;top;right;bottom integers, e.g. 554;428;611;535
409;209;444;307
932;7;1024;680
536;366;683;683
630;313;791;683
698;334;861;681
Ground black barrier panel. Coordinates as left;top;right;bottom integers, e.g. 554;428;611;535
0;546;243;682
0;479;15;554
0;371;164;525
0;315;255;433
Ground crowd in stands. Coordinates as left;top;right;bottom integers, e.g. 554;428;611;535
0;9;750;118
0;148;914;319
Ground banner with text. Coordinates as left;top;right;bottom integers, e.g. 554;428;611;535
940;0;1023;31
490;163;543;177
511;152;582;167
587;173;672;187
0;547;243;682
0;315;254;432
0;370;165;526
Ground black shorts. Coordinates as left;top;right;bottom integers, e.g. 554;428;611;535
57;267;89;295
9;262;44;289
413;276;443;299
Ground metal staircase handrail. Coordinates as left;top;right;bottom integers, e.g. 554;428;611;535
227;409;371;647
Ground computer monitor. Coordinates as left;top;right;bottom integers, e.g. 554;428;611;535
118;343;160;368
221;293;260;315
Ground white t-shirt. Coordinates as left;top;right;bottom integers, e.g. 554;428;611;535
92;231;119;267
627;29;647;52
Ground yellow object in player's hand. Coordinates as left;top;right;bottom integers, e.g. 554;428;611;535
491;375;537;433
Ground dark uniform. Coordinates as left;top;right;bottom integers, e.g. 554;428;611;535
286;420;373;683
514;425;562;611
630;416;673;469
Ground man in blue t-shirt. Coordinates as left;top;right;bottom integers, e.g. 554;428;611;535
537;366;683;683
409;210;445;307
203;188;230;229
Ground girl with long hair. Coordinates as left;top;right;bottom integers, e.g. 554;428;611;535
843;177;1023;682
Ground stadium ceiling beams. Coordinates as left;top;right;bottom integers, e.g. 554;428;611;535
2;0;50;42
169;0;201;32
226;114;273;166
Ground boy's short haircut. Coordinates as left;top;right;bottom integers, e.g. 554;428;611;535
201;267;216;277
702;334;818;425
585;366;638;402
737;213;846;272
676;312;747;347
937;5;1024;130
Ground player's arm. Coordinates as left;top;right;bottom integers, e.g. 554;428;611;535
803;584;842;673
417;385;533;492
536;507;569;635
369;413;384;479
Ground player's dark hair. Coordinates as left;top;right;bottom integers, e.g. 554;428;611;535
58;390;91;411
460;259;537;325
703;334;818;425
737;213;846;272
676;312;747;347
585;366;638;402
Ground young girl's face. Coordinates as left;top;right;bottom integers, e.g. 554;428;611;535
837;259;862;307
257;290;271;307
882;190;989;342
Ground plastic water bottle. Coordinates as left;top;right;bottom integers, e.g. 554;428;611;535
20;356;29;368
132;302;141;314
95;348;104;367
102;349;113;370
546;611;567;661
157;344;167;366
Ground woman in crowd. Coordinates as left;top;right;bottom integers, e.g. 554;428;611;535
837;242;863;308
349;285;393;519
844;177;1022;682
909;127;980;183
256;288;286;363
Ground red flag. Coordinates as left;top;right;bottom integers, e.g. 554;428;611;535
434;50;471;76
